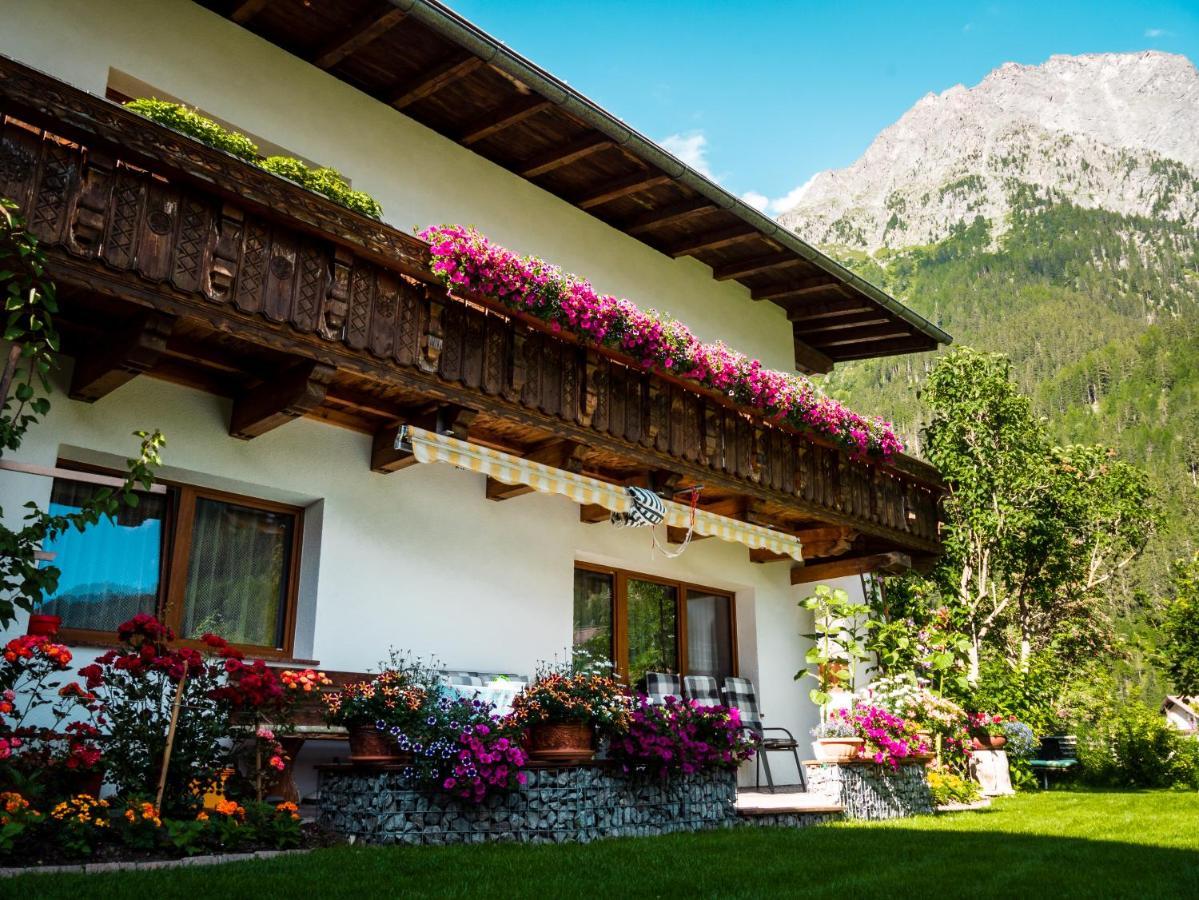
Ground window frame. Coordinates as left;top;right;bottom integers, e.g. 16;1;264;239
50;462;304;659
573;562;738;684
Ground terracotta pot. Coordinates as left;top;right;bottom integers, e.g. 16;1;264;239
347;724;400;763
971;733;1007;751
26;613;61;636
813;737;863;763
527;722;595;763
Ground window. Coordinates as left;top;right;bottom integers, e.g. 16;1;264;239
41;471;302;656
572;564;736;686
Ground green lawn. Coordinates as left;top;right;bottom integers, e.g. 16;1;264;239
8;791;1198;899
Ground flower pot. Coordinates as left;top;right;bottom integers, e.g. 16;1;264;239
527;722;595;763
813;737;863;763
347;724;400;763
26;613;61;636
970;733;1007;751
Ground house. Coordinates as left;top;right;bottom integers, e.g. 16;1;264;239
1162;696;1199;735
0;0;948;795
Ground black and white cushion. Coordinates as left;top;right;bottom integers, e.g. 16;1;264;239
684;675;721;706
611;485;666;527
643;671;682;705
722;676;763;733
439;670;528;689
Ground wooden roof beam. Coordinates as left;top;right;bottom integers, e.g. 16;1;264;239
788;301;876;322
576;171;673;210
713;253;807;281
756;278;843;302
389;51;484;110
69;312;174;403
230;0;271;25
798;312;892;333
460;95;553;146
313;7;408;69
791;551;912;585
230;359;336;440
833;336;939;361
486;439;585;500
809;324;915;348
750;526;858;563
519;133;613;177
793;338;834;375
623;198;714;236
665;224;761;258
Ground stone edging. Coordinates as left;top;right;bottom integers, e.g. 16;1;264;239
935;798;993;813
0;848;312;878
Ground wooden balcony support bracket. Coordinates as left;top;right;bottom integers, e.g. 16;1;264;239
370;404;477;473
486;439;585;500
313;7;409;70
790;551;912;585
793;338;834;375
68;312;175;403
229;359;336;440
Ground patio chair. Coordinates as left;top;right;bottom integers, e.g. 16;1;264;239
643;671;683;705
722;676;805;792
683;674;722;706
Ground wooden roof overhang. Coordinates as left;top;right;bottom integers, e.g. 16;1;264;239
0;55;943;573
195;0;950;374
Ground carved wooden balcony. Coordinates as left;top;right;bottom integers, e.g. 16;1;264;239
0;55;942;566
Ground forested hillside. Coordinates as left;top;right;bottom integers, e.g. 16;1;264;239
823;187;1199;599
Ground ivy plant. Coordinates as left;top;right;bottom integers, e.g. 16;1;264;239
0;199;165;628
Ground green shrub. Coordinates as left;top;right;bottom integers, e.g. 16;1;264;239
927;768;982;805
124;101;383;218
124;99;259;161
260;156;383;219
1076;700;1199;789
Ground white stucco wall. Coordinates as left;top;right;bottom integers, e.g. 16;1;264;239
0;368;874;790
0;0;796;372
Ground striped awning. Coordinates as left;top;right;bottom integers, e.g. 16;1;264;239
401;426;803;562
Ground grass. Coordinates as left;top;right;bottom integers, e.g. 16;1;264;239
8;791;1198;899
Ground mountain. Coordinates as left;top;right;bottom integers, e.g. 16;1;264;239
779;51;1199;251
775;51;1199;601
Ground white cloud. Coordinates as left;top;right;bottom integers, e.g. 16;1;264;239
660;131;713;178
741;190;770;212
1145;27;1171;37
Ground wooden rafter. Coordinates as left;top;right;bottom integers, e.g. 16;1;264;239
576;171;673;210
792;338;834;375
229;360;336;440
370;405;476;473
519;133;613;177
808;324;914;348
313;7;408;69
486;439;585;500
713;253;807;282
664;224;761;258
580;504;610;524
799;312;891;333
835;336;937;361
230;0;271;25
790;551;911;585
460;95;553;146
756;279;843;303
389;51;483;110
68;312;174;403
623;198;713;235
788;300;876;322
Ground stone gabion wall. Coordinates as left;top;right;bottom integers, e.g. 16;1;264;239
803;761;933;820
318;764;739;845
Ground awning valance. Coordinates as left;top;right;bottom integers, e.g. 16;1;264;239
401;426;803;562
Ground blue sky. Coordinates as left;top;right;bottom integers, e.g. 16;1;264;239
447;1;1199;214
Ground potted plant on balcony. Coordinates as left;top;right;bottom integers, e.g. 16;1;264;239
510;655;629;763
967;712;1008;750
810;714;863;762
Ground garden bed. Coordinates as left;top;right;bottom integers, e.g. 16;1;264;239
318;762;739;845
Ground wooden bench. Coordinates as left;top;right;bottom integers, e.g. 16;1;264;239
1029;735;1079;789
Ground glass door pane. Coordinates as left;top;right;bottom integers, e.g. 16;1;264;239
181;497;294;648
42;478;166;632
572;568;614;668
686;591;733;678
627;578;678;686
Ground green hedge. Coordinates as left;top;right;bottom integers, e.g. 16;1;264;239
124;99;382;219
1076;700;1199;789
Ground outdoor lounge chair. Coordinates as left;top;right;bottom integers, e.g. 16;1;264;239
723;676;805;792
683;674;722;706
1029;735;1079;789
643;671;683;705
